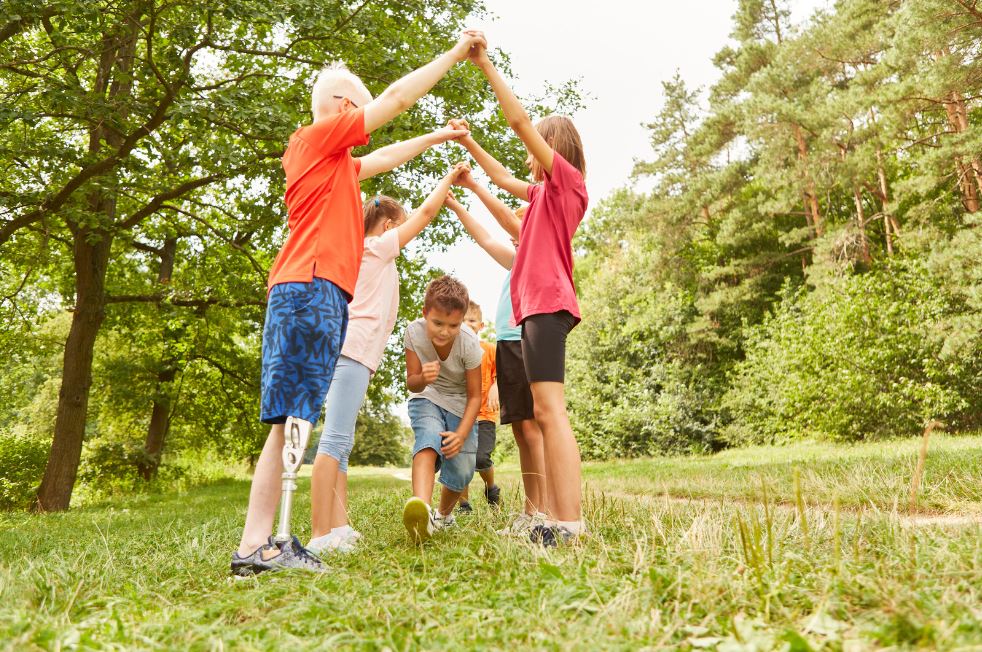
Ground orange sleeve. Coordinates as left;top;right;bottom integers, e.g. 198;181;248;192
303;107;370;154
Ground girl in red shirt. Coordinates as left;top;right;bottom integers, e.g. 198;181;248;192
456;46;588;546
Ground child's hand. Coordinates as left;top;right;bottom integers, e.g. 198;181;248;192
487;382;499;413
447;118;470;133
421;361;440;385
451;161;476;188
440;430;466;459
468;38;492;68
434;123;469;143
444;191;463;212
451;30;487;62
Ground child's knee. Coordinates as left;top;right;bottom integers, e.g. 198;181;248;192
439;453;476;492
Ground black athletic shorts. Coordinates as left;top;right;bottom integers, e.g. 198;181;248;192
476;420;496;471
495;340;534;424
521;310;577;383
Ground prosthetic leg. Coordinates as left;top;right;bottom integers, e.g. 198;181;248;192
274;416;313;543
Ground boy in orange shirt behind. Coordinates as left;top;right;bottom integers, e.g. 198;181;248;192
458;301;501;512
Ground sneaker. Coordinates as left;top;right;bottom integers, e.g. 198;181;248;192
403;497;436;543
529;524;575;548
457;500;473;514
433;510;456;530
230;536;324;576
307;526;362;555
484;484;501;507
497;512;536;537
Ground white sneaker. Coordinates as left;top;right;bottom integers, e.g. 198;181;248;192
306;531;344;556
433;510;456;530
497;512;540;537
403;497;436;543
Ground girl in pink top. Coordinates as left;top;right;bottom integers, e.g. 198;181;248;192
307;164;466;555
456;44;589;546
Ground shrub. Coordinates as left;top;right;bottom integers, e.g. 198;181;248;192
0;432;48;510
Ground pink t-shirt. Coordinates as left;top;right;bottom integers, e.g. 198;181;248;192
510;151;589;325
340;229;401;372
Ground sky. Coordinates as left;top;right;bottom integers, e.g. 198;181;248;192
408;0;830;324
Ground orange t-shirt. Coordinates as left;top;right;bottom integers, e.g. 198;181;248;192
267;107;371;299
477;340;498;422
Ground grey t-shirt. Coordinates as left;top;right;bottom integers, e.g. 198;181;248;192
404;318;483;417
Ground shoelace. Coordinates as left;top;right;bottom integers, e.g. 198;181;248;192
290;536;322;566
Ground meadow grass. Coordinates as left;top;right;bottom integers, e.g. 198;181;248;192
1;435;981;650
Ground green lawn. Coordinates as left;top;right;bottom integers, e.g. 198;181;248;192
2;435;981;650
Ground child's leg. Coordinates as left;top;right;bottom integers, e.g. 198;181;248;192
408;399;447;502
412;449;438;501
437;415;479;516
310;357;370;539
475;420;497;488
238;424;285;555
530;382;581;522
512;419;548;515
522;311;582;524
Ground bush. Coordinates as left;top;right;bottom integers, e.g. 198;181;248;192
723;258;980;443
349;405;410;467
0;433;48;510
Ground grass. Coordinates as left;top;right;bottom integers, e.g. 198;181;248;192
1;434;981;650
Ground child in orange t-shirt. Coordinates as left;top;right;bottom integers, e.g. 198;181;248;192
458;301;501;512
232;30;489;577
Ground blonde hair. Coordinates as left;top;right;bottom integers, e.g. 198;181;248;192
363;195;404;233
466;300;482;321
533;115;586;180
311;61;372;120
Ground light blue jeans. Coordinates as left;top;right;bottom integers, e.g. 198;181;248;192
408;398;478;492
317;355;371;472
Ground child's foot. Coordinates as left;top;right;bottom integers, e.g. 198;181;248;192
307;527;361;555
434;510;456;530
457;500;473;514
529;525;576;548
496;512;539;537
230;536;324;576
403;497;436;543
484;484;501;507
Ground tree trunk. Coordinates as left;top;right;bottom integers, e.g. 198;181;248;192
943;94;981;212
139;238;179;480
33;223;113;511
794;125;824;236
853;187;872;266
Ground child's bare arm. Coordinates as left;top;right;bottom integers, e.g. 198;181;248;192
358;125;468;181
442;367;482;459
362;31;486;134
452;160;520;238
454;127;530;201
470;47;555;177
395;167;462;248
406;349;439;393
444;191;515;269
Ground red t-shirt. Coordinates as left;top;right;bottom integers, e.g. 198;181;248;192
267;108;370;299
510;151;589;325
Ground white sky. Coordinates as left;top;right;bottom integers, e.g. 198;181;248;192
410;0;830;323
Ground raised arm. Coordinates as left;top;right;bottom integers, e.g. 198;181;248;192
453;120;530;201
358;124;468;181
469;47;554;177
395;167;462;248
362;31;486;134
444;192;515;270
453;163;521;239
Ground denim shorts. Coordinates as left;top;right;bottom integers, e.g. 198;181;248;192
260;278;348;424
408;398;478;492
316;356;372;473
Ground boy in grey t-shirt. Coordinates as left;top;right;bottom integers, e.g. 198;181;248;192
402;275;483;542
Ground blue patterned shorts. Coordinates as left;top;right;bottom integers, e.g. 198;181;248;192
260;278;348;424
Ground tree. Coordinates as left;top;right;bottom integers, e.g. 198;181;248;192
0;0;540;510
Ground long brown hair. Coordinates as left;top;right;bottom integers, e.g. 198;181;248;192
363;195;404;234
534;115;586;179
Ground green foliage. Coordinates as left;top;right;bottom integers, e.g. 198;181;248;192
0;433;48;510
349;402;410;468
724;259;981;444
